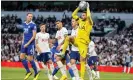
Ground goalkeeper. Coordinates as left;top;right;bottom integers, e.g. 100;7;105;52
57;1;93;80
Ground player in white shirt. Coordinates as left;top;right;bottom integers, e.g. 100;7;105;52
51;20;76;80
35;23;58;80
123;49;132;73
69;19;80;80
86;40;100;80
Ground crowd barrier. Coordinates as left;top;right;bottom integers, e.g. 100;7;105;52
1;62;133;74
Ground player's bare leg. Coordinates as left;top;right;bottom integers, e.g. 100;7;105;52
20;53;32;80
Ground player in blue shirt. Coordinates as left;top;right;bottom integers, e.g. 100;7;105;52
20;13;39;80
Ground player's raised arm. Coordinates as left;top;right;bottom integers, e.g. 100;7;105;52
72;7;80;21
86;2;93;25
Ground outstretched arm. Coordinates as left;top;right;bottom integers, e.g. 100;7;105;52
87;2;93;25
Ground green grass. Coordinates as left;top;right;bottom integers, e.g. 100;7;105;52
1;67;133;80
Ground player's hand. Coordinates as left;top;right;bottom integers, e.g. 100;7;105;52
24;43;29;48
56;45;61;51
87;2;90;8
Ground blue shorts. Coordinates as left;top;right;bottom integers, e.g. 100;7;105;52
70;51;80;61
88;56;98;66
20;44;35;55
36;52;51;64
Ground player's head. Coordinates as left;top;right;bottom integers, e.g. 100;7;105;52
56;20;63;30
81;11;87;21
39;23;46;32
71;18;78;28
26;13;33;22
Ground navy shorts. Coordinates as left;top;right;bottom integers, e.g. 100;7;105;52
61;50;70;64
20;43;35;56
88;56;98;66
36;54;42;62
36;52;51;64
125;62;130;67
70;51;80;61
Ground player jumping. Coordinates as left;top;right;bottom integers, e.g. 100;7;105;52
57;2;93;80
20;13;39;80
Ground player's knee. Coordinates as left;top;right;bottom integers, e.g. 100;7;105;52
55;56;61;62
27;56;34;61
20;53;25;60
65;36;70;41
71;59;76;65
80;57;86;62
48;60;53;64
67;62;71;67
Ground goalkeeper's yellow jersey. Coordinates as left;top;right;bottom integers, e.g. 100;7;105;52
72;7;93;44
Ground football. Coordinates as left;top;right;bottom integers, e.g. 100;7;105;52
79;1;87;10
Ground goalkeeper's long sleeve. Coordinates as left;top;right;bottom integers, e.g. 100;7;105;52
87;7;93;25
72;7;80;20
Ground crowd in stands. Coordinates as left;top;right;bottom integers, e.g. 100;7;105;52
1;14;132;66
94;23;133;66
2;1;133;13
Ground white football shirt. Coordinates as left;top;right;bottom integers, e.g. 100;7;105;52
55;27;69;50
36;32;50;53
88;41;97;56
71;28;79;51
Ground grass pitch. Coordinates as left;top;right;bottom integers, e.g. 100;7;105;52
1;67;133;80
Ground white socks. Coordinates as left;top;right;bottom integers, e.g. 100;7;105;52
96;71;100;79
41;62;49;75
57;61;66;75
86;64;93;80
92;70;96;78
71;64;80;80
49;63;54;73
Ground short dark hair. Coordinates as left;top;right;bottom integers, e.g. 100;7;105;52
39;23;45;27
56;20;62;23
83;11;87;14
27;13;33;16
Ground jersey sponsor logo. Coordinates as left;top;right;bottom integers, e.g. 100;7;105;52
28;26;30;28
41;39;48;42
24;28;29;33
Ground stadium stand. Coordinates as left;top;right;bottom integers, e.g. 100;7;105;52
1;1;133;67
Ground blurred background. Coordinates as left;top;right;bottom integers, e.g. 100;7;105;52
1;1;133;67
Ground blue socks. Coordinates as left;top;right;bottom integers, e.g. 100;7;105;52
52;67;59;76
30;60;38;75
22;59;30;73
68;68;74;78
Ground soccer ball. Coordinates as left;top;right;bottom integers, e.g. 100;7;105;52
79;1;87;10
